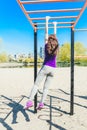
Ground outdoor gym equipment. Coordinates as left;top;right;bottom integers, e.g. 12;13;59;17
17;0;87;115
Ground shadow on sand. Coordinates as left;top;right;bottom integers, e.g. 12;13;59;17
0;95;30;130
38;89;87;130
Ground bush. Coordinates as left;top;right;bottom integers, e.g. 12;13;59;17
57;61;70;67
75;56;87;66
0;53;8;62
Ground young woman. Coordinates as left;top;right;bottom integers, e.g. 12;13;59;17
24;34;59;110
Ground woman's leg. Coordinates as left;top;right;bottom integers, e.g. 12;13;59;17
40;73;54;103
29;66;46;101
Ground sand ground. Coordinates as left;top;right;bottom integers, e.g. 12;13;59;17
0;66;87;130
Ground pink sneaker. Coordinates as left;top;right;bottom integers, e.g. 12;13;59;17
36;103;44;110
24;100;33;110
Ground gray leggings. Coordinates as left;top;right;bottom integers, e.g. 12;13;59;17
29;65;55;103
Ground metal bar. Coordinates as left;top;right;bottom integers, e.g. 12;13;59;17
45;16;50;43
70;25;74;115
74;28;87;31
34;24;37;113
36;21;75;25
21;0;85;4
73;1;87;28
53;21;57;35
26;8;81;14
37;25;72;29
17;0;35;29
31;16;78;20
50;96;52;130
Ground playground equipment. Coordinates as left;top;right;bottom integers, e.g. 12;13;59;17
17;0;87;115
45;16;50;43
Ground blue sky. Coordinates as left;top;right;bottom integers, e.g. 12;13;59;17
0;0;87;55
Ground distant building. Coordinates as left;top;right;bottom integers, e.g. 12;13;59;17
39;47;44;59
28;53;31;58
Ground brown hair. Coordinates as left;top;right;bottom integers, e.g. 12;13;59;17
46;34;59;56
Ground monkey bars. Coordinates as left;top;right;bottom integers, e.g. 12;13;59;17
17;0;87;115
17;0;87;30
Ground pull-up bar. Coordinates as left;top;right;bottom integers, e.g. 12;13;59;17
74;28;87;31
17;0;87;30
36;21;75;25
30;16;78;20
45;16;50;43
53;22;57;35
20;0;85;4
45;17;58;41
37;25;73;30
26;8;81;14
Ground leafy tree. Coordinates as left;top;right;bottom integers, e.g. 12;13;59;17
58;42;87;63
59;43;70;62
0;53;8;62
74;42;87;56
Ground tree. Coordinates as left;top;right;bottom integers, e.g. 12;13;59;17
0;53;8;62
58;42;87;64
59;43;70;62
74;42;87;56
